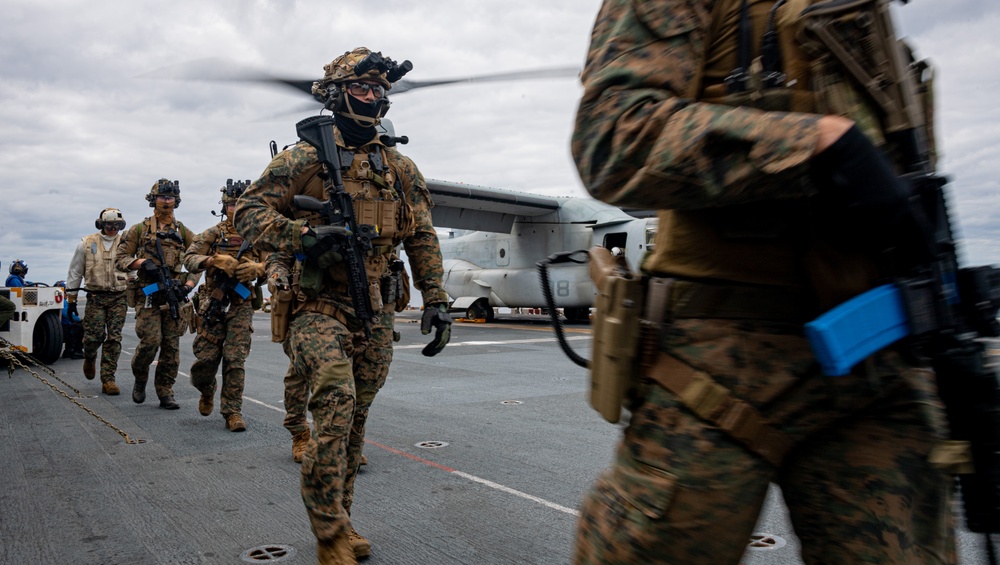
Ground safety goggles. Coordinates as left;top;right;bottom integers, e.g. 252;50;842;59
346;82;385;100
103;221;125;231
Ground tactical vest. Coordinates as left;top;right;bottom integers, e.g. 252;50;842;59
288;142;417;302
82;232;128;292
136;216;190;281
644;0;931;307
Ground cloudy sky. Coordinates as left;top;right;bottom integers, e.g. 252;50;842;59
1;0;998;286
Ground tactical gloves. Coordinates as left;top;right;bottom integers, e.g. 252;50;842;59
67;302;80;322
235;261;265;283
140;260;161;278
420;303;453;357
301;226;345;269
809;125;931;258
212;254;240;276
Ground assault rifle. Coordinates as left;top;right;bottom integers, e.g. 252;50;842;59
141;232;189;320
201;240;252;326
800;0;1000;549
293;115;377;337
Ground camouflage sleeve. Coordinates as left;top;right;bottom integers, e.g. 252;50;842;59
115;224;142;272
264;250;294;282
574;0;820;211
392;150;449;306
183;227;217;274
234;144;313;257
179;224;201;286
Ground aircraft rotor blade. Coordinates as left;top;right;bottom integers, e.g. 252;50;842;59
390;66;580;95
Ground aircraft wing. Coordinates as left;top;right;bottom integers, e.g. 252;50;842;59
426;179;563;233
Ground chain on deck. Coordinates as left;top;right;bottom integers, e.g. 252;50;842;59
1;338;145;444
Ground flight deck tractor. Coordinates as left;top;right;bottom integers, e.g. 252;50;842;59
1;285;65;364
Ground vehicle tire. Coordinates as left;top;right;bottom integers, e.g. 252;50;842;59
466;299;495;322
32;310;63;364
564;307;591;324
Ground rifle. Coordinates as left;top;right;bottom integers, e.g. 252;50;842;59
201;240;253;326
293;115;378;337
800;0;1000;548
141;232;189;320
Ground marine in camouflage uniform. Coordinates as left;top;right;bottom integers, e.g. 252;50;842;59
66;208;129;395
116;179;198;410
184;180;265;432
236;47;451;563
572;1;954;564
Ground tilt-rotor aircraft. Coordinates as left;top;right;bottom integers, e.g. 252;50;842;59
161;57;658;321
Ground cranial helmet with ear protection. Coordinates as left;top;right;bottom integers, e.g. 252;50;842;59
95;208;126;231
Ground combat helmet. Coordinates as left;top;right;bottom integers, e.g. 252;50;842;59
9;259;27;276
311;47;412;116
221;179;251;205
95;208;126;231
146;178;181;208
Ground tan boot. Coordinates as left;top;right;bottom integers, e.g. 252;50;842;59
225;413;247;432
360;454;368;466
318;531;358;565
83;358;96;380
347;527;371;559
291;429;310;463
101;381;121;396
198;394;213;416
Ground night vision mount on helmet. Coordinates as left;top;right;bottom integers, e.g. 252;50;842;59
95;208;126;231
221;179;251;204
146;178;181;207
311;47;413;113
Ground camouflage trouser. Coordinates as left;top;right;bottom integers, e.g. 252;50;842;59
282;361;310;436
132;305;186;399
573;318;956;565
82;291;127;383
190;300;254;417
287;310;394;542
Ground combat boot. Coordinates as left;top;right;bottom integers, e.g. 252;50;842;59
132;374;147;404
360;454;368;466
159;395;180;410
225;413;247;432
83;357;96;380
317;531;357;565
291;429;310;463
198;393;213;416
347;527;371;559
101;381;121;396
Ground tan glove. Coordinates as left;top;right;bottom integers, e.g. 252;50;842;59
235;261;265;283
211;254;239;276
66;293;78;303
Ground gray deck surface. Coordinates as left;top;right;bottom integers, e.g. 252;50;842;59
1;310;994;564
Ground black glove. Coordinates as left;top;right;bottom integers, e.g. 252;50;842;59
140;260;161;277
810;125;928;256
301;226;345;268
420;303;453;357
67;302;79;321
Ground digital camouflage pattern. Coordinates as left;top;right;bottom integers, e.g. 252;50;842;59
235;129;447;543
117;214;197;400
81;291;128;383
184;220;264;420
572;1;954;563
282;362;310;436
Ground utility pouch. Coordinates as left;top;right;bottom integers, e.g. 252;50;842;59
126;278;139;308
380;258;410;312
270;288;294;343
251;284;264;310
588;246;645;423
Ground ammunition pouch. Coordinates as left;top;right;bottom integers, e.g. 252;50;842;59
269;288;295;343
251;284;264;310
180;301;195;334
588;246;645;423
380;258;410;313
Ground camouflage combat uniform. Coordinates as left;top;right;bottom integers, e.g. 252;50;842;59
183;219;263;424
264;252;311;440
116;215;197;401
572;1;954;564
67;231;129;384
235;129;448;543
